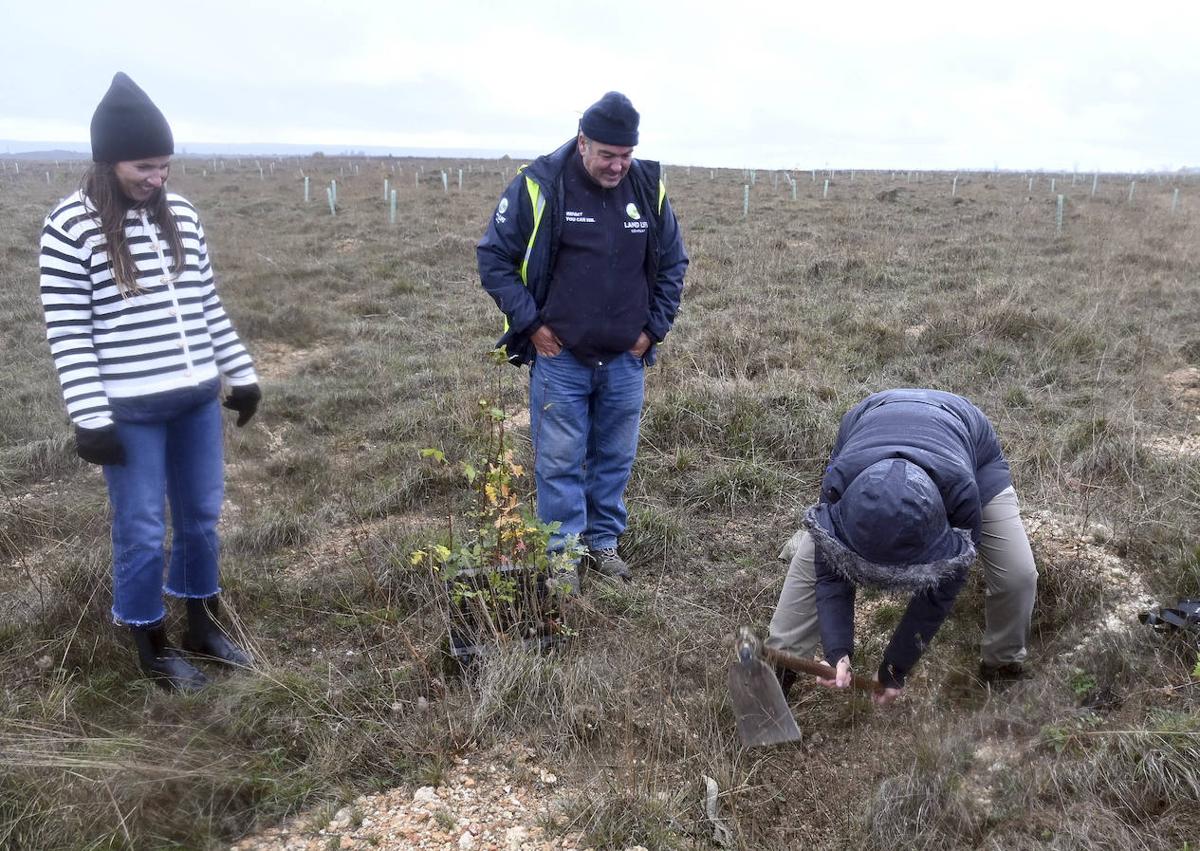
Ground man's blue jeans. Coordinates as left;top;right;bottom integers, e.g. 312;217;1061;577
530;350;645;553
103;384;224;625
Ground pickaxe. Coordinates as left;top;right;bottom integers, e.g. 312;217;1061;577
728;626;883;747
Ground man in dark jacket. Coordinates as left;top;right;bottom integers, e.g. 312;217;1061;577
768;389;1038;703
476;92;688;586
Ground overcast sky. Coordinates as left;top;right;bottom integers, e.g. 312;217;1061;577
1;0;1195;171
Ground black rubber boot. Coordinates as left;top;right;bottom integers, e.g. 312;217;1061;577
129;621;208;692
181;596;253;668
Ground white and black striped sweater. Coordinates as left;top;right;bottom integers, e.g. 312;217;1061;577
40;190;257;429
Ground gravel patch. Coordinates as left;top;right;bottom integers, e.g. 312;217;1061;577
229;748;646;851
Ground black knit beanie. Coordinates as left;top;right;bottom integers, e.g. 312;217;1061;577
579;92;639;146
90;72;174;163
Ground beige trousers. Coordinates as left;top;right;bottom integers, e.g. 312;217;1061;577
766;487;1038;667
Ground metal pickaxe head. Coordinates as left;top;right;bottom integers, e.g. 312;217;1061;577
728;627;802;748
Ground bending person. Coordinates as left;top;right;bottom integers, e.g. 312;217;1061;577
767;389;1038;705
39;73;261;691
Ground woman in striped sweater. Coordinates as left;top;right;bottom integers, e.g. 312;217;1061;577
39;73;260;691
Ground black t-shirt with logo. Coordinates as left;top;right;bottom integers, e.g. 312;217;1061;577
540;150;650;366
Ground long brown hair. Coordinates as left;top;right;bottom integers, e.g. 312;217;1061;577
81;163;185;296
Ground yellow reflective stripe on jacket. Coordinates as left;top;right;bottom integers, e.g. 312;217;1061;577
658;179;666;215
519;177;547;285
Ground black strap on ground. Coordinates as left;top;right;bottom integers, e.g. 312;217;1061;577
1139;598;1200;630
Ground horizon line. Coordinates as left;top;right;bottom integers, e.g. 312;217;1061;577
1;139;1196;175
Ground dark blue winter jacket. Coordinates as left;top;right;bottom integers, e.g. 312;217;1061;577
476;139;688;366
814;389;1013;687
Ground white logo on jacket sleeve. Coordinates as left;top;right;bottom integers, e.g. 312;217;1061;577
495;196;509;224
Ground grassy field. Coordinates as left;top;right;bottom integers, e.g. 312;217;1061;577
2;153;1199;849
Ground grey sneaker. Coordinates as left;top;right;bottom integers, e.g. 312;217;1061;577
587;547;632;581
546;565;580;596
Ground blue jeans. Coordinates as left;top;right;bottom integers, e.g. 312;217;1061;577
103;383;224;625
530;350;645;553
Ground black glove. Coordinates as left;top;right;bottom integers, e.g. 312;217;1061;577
75;424;126;466
222;383;261;427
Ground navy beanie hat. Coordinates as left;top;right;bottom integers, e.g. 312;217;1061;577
803;458;976;592
579;91;639;146
90;72;174;163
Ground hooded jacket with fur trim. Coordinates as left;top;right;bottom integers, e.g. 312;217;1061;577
812;389;1014;688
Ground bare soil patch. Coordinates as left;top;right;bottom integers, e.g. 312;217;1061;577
1163;366;1200;410
252;341;331;382
1144;432;1200;459
229;746;631;851
1024;510;1157;658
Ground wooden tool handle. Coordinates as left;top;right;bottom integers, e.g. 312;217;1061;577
763;646;884;694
